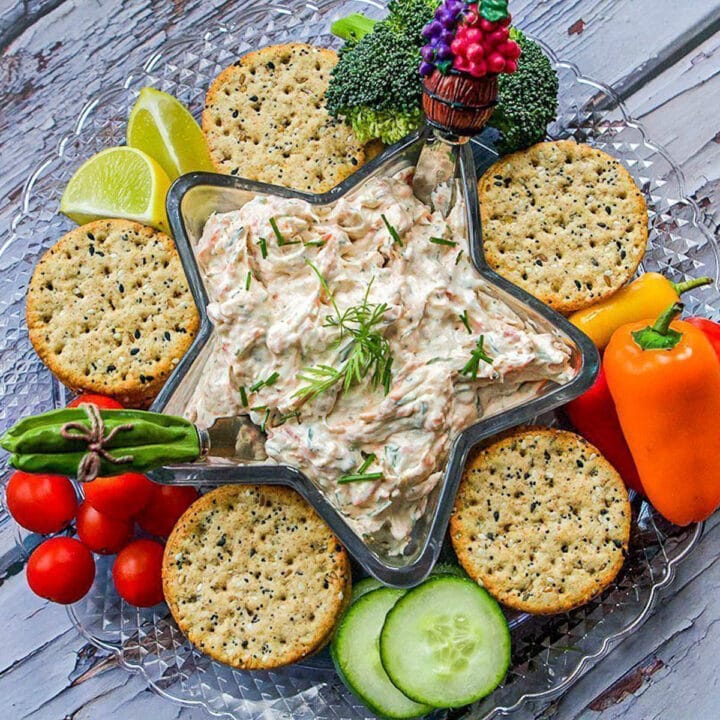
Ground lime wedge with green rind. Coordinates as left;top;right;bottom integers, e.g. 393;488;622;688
60;146;171;234
127;87;214;181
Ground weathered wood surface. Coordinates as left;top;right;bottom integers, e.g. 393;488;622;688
1;1;720;719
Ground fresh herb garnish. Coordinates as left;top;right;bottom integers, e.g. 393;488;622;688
250;371;280;392
245;271;252;290
455;249;464;265
295;265;394;400
461;336;493;380
303;240;325;248
430;236;458;247
239;386;248;407
258;237;268;258
276;410;301;425
250;405;268;412
338;472;383;484
459;310;472;334
381;214;403;247
260;408;271;433
270;216;300;246
339;453;382;484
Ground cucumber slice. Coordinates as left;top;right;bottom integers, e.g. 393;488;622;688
350;577;384;604
380;576;510;707
331;588;434;719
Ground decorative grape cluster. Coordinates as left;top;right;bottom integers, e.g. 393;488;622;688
420;1;521;79
420;0;465;77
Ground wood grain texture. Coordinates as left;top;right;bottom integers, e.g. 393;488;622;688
1;1;720;719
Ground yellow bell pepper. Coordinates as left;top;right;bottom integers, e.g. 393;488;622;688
569;273;713;349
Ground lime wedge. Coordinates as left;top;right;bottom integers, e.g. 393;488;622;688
127;87;214;181
60;147;171;233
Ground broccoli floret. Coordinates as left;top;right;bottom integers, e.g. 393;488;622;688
327;0;439;145
489;29;559;154
385;0;441;40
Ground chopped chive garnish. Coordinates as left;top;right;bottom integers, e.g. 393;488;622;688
430;236;458;247
358;453;377;474
276;410;301;425
381;214;403;247
245;271;252;290
304;240;325;247
455;249;464;265
461;335;493;380
459;310;472;334
270;217;300;246
250;371;280;392
250;405;267;412
258;237;268;258
239;386;248;407
338;453;380;483
260;408;271;433
338;472;383;484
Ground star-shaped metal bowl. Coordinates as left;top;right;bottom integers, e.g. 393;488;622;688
151;128;598;586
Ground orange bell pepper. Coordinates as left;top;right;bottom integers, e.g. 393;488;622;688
604;302;720;525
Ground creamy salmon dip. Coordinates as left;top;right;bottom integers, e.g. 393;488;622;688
186;169;572;552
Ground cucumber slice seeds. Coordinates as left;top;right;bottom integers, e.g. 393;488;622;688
380;576;510;707
331;588;433;719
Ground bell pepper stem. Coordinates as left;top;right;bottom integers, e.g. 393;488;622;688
672;276;713;296
632;302;684;351
652;302;684;335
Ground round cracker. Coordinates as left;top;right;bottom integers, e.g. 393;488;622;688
162;484;351;670
26;219;198;407
478;140;648;314
203;43;365;193
450;427;631;615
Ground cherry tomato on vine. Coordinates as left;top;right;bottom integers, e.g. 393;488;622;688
27;537;95;604
67;394;124;410
76;501;133;554
6;471;78;534
112;539;165;607
83;472;153;520
137;485;198;537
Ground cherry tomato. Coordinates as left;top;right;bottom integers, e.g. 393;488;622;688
67;394;124;409
76;501;133;554
6;471;78;534
112;539;165;607
136;485;199;538
27;537;95;604
83;472;153;520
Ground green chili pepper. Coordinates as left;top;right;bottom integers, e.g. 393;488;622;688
1;408;201;478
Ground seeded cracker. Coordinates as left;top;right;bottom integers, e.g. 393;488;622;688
26;219;198;407
478;140;648;314
203;44;365;193
162;485;351;670
450;427;631;615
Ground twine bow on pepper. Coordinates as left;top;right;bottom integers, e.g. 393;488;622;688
59;403;135;482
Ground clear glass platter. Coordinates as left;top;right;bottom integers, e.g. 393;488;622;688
1;1;716;718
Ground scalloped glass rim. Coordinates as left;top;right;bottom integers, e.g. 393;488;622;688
1;0;715;718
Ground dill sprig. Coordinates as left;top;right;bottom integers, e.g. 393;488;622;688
430;236;458;247
461;336;493;380
381;214;403;247
295;264;394;401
